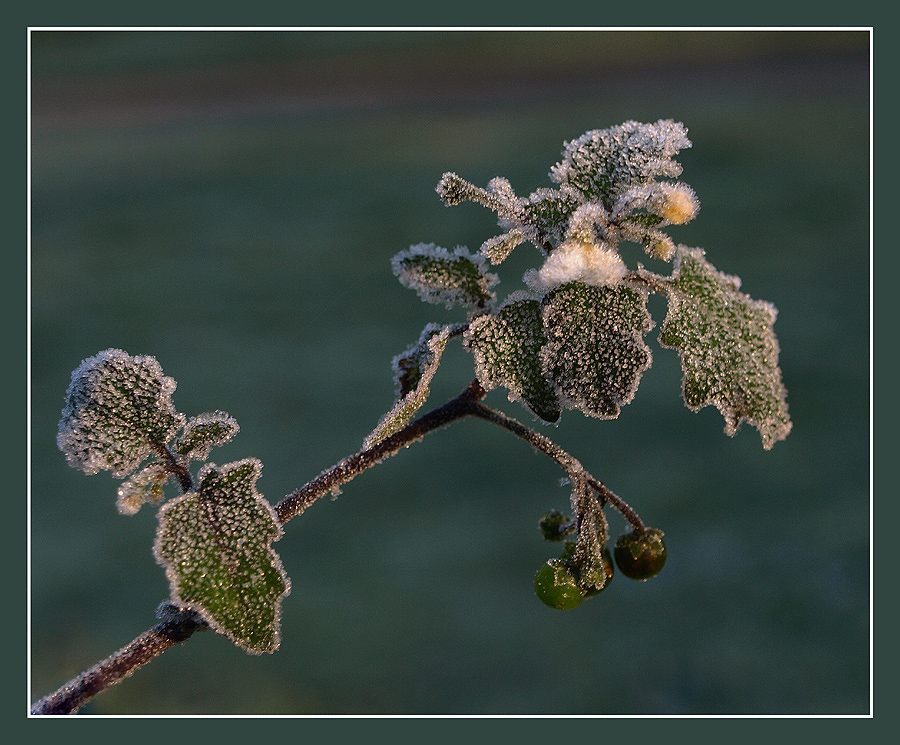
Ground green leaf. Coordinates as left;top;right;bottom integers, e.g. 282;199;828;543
364;324;453;448
658;247;792;449
153;459;291;654
541;282;653;419
116;462;169;515
57;349;185;477
392;244;498;308
174;411;240;462
465;293;561;423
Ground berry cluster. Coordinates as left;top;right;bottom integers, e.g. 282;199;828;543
534;510;667;610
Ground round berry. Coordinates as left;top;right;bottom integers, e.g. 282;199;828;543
614;528;667;580
534;559;585;610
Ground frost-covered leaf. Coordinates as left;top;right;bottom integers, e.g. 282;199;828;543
174;411;240;463
364;325;453;448
465;293;561;423
116;462;169;515
392;244;498;308
550;120;691;205
154;458;290;654
541;282;653;419
57;349;185;477
658;247;792;449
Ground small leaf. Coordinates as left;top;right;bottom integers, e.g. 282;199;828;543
658;246;792;449
479;229;526;265
174;411;240;462
57;349;185;477
116;462;169;515
541;282;653;419
465;293;561;423
392;244;498;308
364;325;453;448
154;459;290;654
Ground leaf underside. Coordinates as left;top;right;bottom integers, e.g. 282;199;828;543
154;459;290;654
364;325;453;448
659;246;792;449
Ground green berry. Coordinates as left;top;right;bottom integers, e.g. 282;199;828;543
534;559;585;610
539;509;572;541
614;528;667;580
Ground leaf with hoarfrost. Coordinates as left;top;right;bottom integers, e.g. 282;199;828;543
658;247;791;449
57;349;185;478
154;458;290;654
550;120;691;204
392;244;498;308
174;411;240;463
465;294;561;423
364;325;453;448
541;282;653;419
116;461;169;515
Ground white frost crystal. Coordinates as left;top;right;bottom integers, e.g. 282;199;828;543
526;239;626;293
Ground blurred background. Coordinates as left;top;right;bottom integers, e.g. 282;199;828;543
29;30;870;714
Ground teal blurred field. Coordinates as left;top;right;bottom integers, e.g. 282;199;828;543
30;31;870;714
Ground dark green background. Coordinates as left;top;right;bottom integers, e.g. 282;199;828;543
30;30;870;714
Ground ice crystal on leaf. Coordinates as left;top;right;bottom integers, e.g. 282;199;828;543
659;247;792;449
465;293;561;423
392;243;498;308
541;282;653;419
154;458;290;654
57;349;185;478
174;411;240;463
364;324;454;448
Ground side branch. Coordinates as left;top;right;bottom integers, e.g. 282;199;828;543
464;402;644;532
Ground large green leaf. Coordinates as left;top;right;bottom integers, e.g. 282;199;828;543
541;282;653;419
154;459;291;654
57;349;185;477
364;324;453;448
658;247;792;449
392;244;498;308
465;294;561;423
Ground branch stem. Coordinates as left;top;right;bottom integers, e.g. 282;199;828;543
30;610;206;715
33;379;643;714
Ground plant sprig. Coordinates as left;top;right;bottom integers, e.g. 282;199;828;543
33;120;790;715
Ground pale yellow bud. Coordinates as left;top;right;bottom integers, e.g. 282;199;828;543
658;188;698;225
